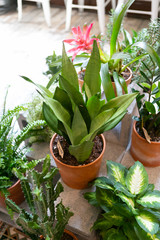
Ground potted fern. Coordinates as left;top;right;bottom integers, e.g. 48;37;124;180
84;160;160;239
23;41;137;189
5;155;77;240
0;99;46;207
130;46;160;167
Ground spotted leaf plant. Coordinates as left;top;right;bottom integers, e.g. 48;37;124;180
84;160;160;240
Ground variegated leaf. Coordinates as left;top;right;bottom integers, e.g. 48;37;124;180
135;210;159;235
137;190;160;209
103;210;124;226
96;187;118;209
93;177;114;191
107;160;127;185
126;161;148;195
114;182;135;198
117;193;137;215
133;222;155;240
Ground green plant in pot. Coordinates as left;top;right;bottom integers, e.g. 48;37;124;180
84;160;160;240
5;155;76;240
22;41;137;189
130;47;160;167
0;98;47;206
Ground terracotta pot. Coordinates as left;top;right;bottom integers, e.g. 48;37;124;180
50;134;106;189
130;121;160;167
64;229;78;240
0;179;25;207
112;67;132;96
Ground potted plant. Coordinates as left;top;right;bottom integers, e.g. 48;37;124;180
0;95;47;207
22;41;137;189
84;160;160;239
130;47;160;167
5;155;77;240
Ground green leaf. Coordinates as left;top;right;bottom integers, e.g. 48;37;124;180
89;109;115;134
21;76;53;98
101;62;115;101
134;222;155;240
59;75;91;130
110;0;135;57
62;43;79;90
114;182;135;198
113;71;123;96
119;76;128;94
71;106;88;145
117;193;136;214
126;161;148;195
145;102;156;114
101;228;127;240
53;87;73;114
43;96;71;127
137;190;160;209
132;42;160;69
83;192;99;207
87;95;103;120
92;217;113;231
103;210;124;226
84;41;101;97
93;176;114;191
96;187;118;209
100;92;138;113
42;102;62;135
69;140;94;163
135;210;159;235
107;160;127;185
123;222;139;240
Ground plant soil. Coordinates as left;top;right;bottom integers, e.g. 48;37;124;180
52;135;103;166
136;122;160;142
61;232;74;240
121;67;130;81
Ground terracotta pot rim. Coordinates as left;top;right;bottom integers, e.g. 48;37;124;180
122;66;132;82
64;229;78;240
50;133;106;169
133;121;160;145
8;179;20;191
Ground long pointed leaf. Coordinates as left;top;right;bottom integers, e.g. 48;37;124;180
101;62;115;101
107;160;127;185
137;190;160;210
84;41;101;97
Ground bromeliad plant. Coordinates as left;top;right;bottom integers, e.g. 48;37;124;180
6;155;73;240
84;160;160;240
132;48;160;142
23;41;137;163
0;101;46;195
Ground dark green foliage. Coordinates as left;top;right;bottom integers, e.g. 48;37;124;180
0;102;47;194
23;41;137;163
6;155;73;240
84;160;160;240
132;50;160;141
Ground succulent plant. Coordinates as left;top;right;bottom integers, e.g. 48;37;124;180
6;155;73;240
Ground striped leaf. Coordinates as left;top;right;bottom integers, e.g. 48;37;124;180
107;160;127;185
126;161;148;195
103;210;124;226
135;210;159;235
137;190;160;209
96;187;118;209
133;222;155;240
123;222;139;240
93;177;114;191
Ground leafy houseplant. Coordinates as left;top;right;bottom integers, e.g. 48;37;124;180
23;41;137;189
84;160;160;240
0;101;46;206
5;155;76;240
130;48;160;167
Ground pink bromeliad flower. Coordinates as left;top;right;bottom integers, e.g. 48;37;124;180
63;23;100;61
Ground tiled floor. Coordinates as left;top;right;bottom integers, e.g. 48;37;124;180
0;3;149;110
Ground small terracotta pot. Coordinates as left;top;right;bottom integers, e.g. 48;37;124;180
112;67;132;96
130;121;160;167
64;229;78;240
50;134;106;189
0;179;25;207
